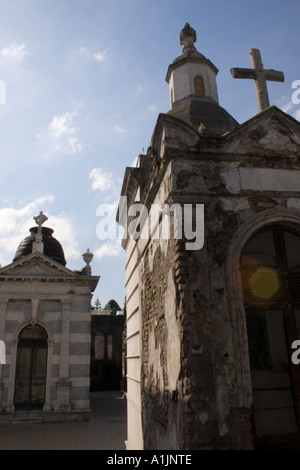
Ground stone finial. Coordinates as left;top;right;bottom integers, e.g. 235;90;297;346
34;211;48;234
82;248;93;275
32;211;48;254
180;23;197;53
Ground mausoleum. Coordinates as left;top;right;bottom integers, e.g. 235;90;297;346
0;212;99;422
118;24;300;449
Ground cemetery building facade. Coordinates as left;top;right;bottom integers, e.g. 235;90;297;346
0;212;99;422
117;24;300;449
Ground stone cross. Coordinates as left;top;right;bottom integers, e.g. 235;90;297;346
230;48;284;112
32;212;48;255
33;211;48;255
34;211;48;235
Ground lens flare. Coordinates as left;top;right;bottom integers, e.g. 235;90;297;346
249;267;280;300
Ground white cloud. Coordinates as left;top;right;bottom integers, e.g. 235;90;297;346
79;46;89;54
278;99;300;122
79;46;107;62
131;156;138;167
114;125;125;133
0;196;55;266
89;168;116;192
0;199;81;267
0;43;28;61
93;51;106;62
49;112;76;138
147;105;157;113
282;102;293;113
67;137;83;154
94;240;122;259
46;112;82;155
47;214;80;261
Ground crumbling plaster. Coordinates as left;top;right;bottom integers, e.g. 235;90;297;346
121;104;300;449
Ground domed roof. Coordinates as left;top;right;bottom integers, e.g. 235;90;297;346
13;226;66;266
167;95;239;134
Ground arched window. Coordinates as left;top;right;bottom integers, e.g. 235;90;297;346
240;225;300;449
194;76;204;96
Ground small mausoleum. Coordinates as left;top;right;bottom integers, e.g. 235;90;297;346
0;211;99;422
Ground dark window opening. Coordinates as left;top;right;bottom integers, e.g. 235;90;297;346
14;324;48;412
241;225;300;449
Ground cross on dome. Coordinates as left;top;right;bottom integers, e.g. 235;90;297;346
34;211;48;234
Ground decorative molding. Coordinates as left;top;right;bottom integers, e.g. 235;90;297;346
31;298;39;326
61;300;71;312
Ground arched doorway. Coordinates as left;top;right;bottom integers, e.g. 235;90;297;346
14;324;48;411
240;224;300;449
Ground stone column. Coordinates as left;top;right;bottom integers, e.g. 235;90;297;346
0;300;7;412
55;300;71;411
43;338;53;411
6;338;17;413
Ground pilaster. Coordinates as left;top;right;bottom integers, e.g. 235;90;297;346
55;300;71;411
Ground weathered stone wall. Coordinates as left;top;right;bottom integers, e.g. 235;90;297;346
120;106;300;449
140;237;183;449
137;157;254;449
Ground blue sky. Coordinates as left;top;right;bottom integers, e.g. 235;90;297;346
0;0;299;308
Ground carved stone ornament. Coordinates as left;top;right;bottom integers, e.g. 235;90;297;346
180;23;197;52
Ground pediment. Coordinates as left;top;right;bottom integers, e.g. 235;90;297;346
221;106;300;156
0;252;77;279
151;113;200;158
